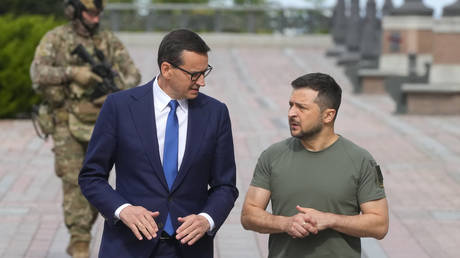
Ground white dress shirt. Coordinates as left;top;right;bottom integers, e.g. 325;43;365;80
153;77;188;169
115;77;214;231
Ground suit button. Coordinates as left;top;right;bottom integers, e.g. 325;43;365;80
168;196;173;202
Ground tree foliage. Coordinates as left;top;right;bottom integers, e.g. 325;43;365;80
0;0;64;16
0;15;64;118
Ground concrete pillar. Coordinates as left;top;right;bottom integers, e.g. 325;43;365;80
345;0;381;91
380;0;433;76
357;0;434;95
332;0;347;46
361;0;380;61
326;0;347;56
402;0;460;115
382;0;394;17
345;0;362;52
337;0;362;65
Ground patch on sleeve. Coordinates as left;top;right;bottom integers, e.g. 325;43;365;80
375;165;384;188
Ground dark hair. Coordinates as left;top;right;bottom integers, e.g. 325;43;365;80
157;29;210;69
291;73;342;118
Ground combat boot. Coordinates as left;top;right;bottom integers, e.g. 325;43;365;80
66;243;72;256
70;241;90;258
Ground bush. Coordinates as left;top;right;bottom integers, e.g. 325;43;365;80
0;15;64;118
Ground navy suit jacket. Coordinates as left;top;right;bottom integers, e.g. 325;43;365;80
79;79;238;258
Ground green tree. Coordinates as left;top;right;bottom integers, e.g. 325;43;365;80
0;15;64;118
0;0;63;16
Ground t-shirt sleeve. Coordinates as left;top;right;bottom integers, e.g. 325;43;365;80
250;150;271;190
357;159;386;204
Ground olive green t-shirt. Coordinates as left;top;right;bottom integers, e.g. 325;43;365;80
251;136;386;258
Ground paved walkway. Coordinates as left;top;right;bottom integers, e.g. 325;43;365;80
1;33;460;257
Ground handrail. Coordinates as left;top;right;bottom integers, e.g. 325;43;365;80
101;3;330;34
106;3;322;12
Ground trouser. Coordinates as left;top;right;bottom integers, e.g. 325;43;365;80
150;232;182;258
52;119;98;246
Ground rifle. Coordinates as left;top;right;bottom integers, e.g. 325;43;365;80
71;44;120;100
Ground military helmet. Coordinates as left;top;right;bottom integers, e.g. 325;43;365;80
79;0;105;12
65;0;105;19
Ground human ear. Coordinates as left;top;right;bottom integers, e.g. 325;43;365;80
323;109;336;123
160;62;173;79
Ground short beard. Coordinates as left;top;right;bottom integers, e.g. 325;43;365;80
291;120;323;141
83;21;99;35
73;19;99;37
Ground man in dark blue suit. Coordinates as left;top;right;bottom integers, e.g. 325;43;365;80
79;29;238;258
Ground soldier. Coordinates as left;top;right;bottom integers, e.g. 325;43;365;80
30;0;141;257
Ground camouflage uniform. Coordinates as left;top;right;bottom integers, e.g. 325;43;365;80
30;19;141;249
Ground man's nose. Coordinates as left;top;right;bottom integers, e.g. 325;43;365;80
195;74;206;87
288;107;296;117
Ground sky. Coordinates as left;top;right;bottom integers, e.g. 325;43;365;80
271;0;458;17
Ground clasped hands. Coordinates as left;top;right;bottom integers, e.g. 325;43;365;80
284;205;332;239
119;205;210;245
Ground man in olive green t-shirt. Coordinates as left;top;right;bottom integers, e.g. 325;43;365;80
241;73;388;258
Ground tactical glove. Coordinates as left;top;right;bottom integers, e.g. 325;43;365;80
66;66;103;87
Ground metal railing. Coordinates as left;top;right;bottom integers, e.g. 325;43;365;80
101;3;330;34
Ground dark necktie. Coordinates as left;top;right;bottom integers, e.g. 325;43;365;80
163;100;179;235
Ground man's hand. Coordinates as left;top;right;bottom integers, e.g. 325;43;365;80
296;199;389;240
296;205;333;231
119;206;160;241
283;212;318;238
176;214;210;246
67;66;102;86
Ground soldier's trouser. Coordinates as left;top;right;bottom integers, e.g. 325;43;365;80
52;120;98;246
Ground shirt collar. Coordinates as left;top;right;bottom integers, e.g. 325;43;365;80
153;76;188;112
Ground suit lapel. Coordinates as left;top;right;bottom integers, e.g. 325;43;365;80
129;80;169;191
171;95;208;192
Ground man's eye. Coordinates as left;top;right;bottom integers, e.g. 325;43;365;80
298;105;307;110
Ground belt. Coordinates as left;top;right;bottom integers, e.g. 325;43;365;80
160;231;176;240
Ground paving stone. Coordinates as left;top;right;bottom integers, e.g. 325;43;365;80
1;33;460;258
216;224;260;258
